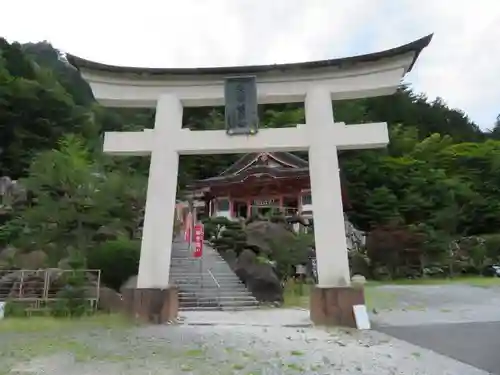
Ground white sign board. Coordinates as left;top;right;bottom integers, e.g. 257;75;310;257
0;302;5;320
296;264;306;275
353;304;371;330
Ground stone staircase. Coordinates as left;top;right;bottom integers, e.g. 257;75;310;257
169;237;259;311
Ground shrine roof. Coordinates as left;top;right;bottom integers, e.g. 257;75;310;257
66;34;432;77
219;152;308;176
188;152;309;189
189;166;309;189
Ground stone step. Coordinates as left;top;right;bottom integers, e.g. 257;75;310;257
179;306;222;311
221;305;260;311
174;282;247;288
170;272;239;277
178;288;249;293
171;258;224;261
179;302;258;309
170;260;226;263
170;242;258;311
180;300;216;304
170;270;236;274
170;272;238;276
181;296;255;301
179;296;257;302
179;292;254;298
179;290;253;296
179;306;260;312
172;279;245;286
178;285;247;290
171;277;242;283
179;303;219;309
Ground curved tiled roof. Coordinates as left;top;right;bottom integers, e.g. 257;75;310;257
66;34;433;76
218;151;308;176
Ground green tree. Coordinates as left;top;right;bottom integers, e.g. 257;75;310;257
15;135;102;259
0;38;96;178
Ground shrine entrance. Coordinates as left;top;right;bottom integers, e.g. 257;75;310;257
233;200;248;219
250;197;279;217
68;33;432;327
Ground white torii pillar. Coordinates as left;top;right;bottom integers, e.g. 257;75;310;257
104;88;388;291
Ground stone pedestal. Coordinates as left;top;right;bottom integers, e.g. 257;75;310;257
122;287;178;324
309;286;364;328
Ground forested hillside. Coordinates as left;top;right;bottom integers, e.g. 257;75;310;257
1;38;500;279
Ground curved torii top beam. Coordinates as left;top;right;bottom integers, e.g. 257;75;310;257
66;34;433;108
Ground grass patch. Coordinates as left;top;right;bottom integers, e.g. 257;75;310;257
367;276;500;288
4;337;93;363
364;287;399;310
282;276;500;311
283;279;309;308
282;279;397;310
184;348;205;358
2;336;134;373
0;313;134;334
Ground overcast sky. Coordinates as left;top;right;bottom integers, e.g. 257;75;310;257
2;0;500;130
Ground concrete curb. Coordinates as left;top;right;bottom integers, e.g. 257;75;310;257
177;322;313;328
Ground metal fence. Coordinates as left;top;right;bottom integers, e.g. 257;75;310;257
0;269;101;314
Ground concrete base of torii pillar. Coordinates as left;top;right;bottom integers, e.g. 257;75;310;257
121;287;179;324
309;286;365;327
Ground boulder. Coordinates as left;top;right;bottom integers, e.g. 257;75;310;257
0;260;9;270
16;250;48;269
0;176;27;206
233;249;283;303
86;284;124;312
0;246;17;262
120;275;137;293
351;274;367;289
57;258;72;269
244;221;296;255
220;249;238;267
348;252;371;278
99;286;124;312
92;226;127;242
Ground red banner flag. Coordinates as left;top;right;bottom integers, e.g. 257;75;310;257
193;224;204;258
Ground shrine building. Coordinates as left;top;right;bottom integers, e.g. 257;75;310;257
183;151;350;223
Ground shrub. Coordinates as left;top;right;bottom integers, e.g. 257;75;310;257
51;252;88;317
3;301;27;317
366;223;426;279
349;252;371;278
482;234;500;261
203;217;247;254
87;237;140;291
268;232;313;280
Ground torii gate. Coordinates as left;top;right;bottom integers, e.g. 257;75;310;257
103;91;388;288
67;34;432;326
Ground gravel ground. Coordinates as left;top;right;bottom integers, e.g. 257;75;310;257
1;310;490;375
369;284;500;326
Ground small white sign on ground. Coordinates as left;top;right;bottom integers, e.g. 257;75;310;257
0;301;5;320
353;304;371;330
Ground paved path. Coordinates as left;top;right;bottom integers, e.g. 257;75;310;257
380;321;500;374
370;284;500;374
2;309;489;374
178;308;312;327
